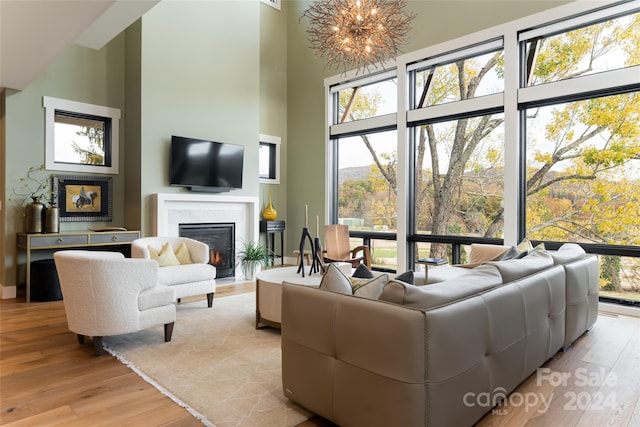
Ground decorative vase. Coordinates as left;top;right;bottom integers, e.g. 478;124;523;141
44;207;60;233
262;193;278;220
26;196;44;234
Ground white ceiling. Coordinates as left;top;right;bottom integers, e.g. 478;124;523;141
0;0;160;91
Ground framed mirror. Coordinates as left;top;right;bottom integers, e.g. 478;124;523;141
259;134;281;184
43;96;120;174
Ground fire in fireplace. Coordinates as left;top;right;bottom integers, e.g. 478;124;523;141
178;223;236;278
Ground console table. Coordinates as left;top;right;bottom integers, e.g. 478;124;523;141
259;220;285;266
16;230;140;302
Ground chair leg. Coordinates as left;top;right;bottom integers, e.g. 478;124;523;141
77;334;85;345
207;292;214;308
93;336;104;356
164;322;175;342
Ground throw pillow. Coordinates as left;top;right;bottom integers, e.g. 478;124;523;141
514;242;546;259
515;250;529;259
352;263;375;279
517;238;533;253
351;274;389;299
174;242;193;264
499;246;520;261
319;263;353;295
148;242;181;267
394;270;414;285
531;242;546;252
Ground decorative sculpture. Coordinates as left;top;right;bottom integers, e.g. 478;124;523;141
297;205;315;277
312;216;325;275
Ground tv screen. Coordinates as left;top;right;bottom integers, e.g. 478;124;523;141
169;136;244;191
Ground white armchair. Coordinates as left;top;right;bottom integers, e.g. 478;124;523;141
131;237;216;307
53;250;177;356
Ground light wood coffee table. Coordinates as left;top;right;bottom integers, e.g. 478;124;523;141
255;265;325;329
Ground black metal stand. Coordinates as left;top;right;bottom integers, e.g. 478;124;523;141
312;237;325;274
297;227;314;277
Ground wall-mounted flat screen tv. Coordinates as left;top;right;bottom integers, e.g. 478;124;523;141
169;135;244;192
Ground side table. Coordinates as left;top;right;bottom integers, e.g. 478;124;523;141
260;220;285;266
255;265;323;329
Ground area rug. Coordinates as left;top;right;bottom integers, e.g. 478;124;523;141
103;292;312;427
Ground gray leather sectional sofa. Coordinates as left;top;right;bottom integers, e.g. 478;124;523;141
281;244;599;426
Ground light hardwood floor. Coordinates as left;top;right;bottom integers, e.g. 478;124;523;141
2;283;639;426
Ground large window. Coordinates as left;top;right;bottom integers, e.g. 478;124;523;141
413;115;505;241
523;12;640;86
525;93;640;246
520;7;640;303
326;1;640;305
336;130;398;232
335;77;397;122
408;41;506;260
412;45;504;108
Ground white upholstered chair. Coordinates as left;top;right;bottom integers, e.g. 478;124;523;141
53;250;177;356
131;237;216;307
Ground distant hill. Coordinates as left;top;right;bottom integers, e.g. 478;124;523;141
339;165;373;184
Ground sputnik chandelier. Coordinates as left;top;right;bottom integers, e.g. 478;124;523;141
302;0;415;73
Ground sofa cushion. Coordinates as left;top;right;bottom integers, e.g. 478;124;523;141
469;243;510;264
319;263;352;295
174;242;193;265
550;243;586;265
148;242;181;267
158;263;216;286
351;274;389;299
499;245;520;260
394;270;414;285
320;264;390;299
380;264;503;309
352;263;375;279
486;249;554;283
517;238;534;253
449;244;511;269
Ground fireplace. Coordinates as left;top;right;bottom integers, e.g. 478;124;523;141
179;223;236;278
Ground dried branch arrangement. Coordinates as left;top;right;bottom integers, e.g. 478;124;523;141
301;0;415;73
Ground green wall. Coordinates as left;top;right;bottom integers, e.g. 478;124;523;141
285;0;571;256
259;1;288;249
3;34;127;287
136;0;261;236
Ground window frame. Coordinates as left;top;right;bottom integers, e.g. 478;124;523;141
258;134;281;184
43;96;120;174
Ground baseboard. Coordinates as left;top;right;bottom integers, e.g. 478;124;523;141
2;286;17;299
599;302;640;318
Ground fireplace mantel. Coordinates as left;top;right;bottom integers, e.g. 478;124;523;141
152;193;259;244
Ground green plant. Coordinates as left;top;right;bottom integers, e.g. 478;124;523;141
10;164;55;206
236;240;270;266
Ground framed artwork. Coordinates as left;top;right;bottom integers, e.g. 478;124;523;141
52;175;112;222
